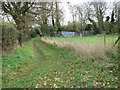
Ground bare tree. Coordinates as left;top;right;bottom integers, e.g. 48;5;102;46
90;0;107;34
2;2;34;30
1;2;34;45
75;3;90;32
68;2;78;31
75;5;83;32
55;2;63;32
113;2;120;46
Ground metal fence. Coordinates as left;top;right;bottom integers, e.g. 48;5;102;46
55;31;95;37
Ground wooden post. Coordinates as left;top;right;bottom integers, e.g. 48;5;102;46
56;36;57;41
68;32;70;41
80;32;82;43
103;31;106;48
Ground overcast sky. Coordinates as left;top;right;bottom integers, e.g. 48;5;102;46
1;0;120;26
60;0;118;25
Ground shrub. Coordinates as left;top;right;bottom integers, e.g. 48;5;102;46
30;29;37;38
30;28;41;38
1;21;18;52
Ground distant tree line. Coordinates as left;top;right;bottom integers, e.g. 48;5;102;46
60;1;118;35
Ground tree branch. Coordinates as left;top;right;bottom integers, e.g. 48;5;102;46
113;36;120;46
21;2;34;15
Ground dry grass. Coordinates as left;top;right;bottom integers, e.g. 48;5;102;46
41;37;117;60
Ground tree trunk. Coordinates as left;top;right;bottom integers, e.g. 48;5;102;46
13;16;24;46
13;15;30;45
104;32;106;47
51;2;55;27
55;2;60;31
100;15;104;34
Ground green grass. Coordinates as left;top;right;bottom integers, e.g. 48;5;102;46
2;36;119;88
49;35;118;46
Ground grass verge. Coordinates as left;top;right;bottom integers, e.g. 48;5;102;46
2;37;119;88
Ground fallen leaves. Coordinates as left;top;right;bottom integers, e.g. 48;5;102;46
44;76;46;79
44;82;47;86
54;78;60;81
53;83;58;88
35;84;39;88
96;82;98;85
109;71;112;72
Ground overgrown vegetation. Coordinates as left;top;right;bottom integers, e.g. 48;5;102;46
2;37;119;88
43;35;118;66
1;21;41;53
1;21;18;52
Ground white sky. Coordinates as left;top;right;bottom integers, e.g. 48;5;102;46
1;0;120;26
60;0;117;25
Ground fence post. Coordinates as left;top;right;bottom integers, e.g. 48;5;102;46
80;32;82;43
103;31;106;48
68;32;70;41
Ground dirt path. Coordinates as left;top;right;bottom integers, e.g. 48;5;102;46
33;43;41;59
2;38;118;88
3;38;79;88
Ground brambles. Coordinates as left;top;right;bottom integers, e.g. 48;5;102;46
1;21;18;53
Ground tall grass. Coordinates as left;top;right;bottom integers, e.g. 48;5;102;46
42;35;117;61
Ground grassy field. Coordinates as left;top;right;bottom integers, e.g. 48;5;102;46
2;35;119;88
48;35;118;46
